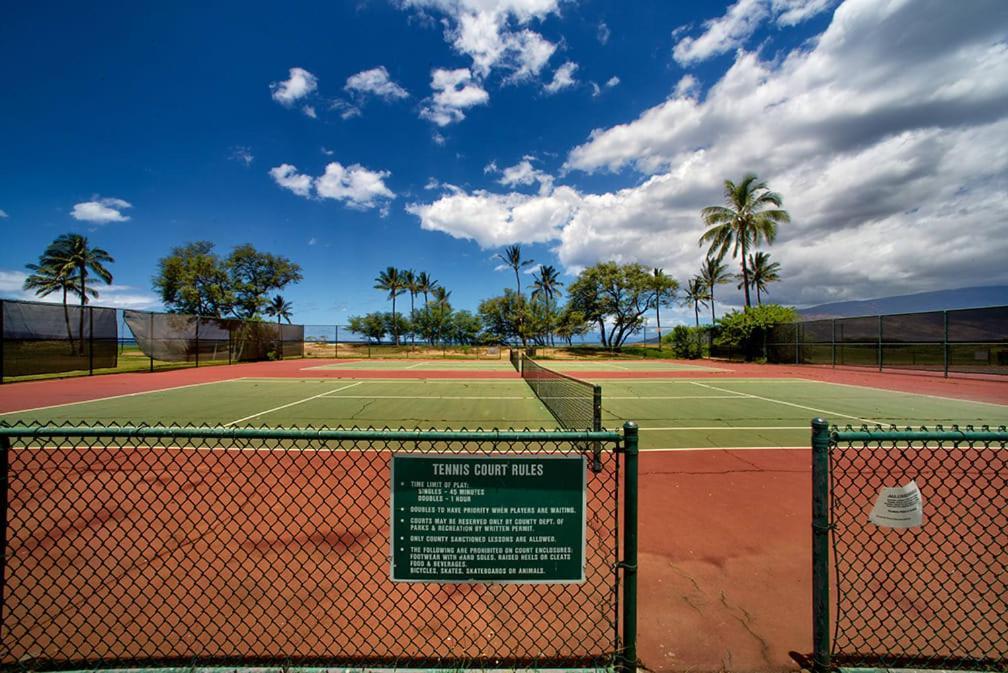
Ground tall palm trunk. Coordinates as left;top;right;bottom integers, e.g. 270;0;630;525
62;285;75;353
656;303;662;351
694;301;700;328
392;294;398;345
410;292;416;346
740;240;752;309
78;263;86;355
710;286;716;324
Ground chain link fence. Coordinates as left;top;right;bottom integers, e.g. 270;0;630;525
0;423;638;672
803;421;1007;672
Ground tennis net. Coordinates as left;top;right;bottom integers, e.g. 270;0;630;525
521;355;602;431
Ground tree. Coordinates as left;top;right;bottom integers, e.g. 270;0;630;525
531;264;563;346
226;244;303;319
478;290;525;345
415;271;438;307
348;312;388;343
154;241;233;316
23;259;85;352
497;244;534;296
265;295;293;325
567;262;662;350
682;276;709;328
555;307;591;346
39;234;114;355
700;255;732;324
374;267;406;345
745;251;781;305
402;269;418;345
715;303;797;361
699;174;790;309
650;268;679;351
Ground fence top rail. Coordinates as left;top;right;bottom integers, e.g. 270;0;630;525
0;423;624;443
832;423;1008;443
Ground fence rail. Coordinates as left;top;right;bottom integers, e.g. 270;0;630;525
804;420;1008;672
0;422;638;673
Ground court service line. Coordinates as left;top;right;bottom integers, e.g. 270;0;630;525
687;381;884;425
319;395;529;400
0;378;249;417
795;377;1008;409
607;395;746;400
404;362;427;369
224;381;364;427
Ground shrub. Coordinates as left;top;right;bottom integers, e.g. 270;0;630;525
714;304;798;361
667;325;708;359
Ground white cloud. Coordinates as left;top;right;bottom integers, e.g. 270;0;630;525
432;131;447;145
269;164;313;197
425;177;442;190
496;156;554;194
411;0;1008;305
401;0;560;80
345;66;410;100
0;209;7;218
597;22;611;45
1;271;158;309
308;237;318;246
0;270;27;294
321;147;335;156
543;61;577;94
270;67;318;105
407;185;581;248
673;0;769;66
673;0;838;65
315;162;396;209
303;105;318;118
606;76;620;88
71;197;131;224
420;67;490;126
590;82;601;97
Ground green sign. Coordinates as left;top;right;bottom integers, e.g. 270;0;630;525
390;454;586;583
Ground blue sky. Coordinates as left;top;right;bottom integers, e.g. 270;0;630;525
2;0;1006;326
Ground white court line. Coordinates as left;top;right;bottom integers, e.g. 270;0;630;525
0;378;248;417
639;426;807;431
224;382;363;427
404;362;427;369
607;395;746;400
688;380;884;425
793;377;1008;409
319;395;529;400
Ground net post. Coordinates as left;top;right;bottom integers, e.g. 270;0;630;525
88;305;94;375
619;421;639;673
943;310;949;378
811;417;831;673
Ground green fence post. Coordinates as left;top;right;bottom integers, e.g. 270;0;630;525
811;417;831;673
149;311;154;373
1;299;5;384
620;421;639;673
0;436;10;631
88;306;94;375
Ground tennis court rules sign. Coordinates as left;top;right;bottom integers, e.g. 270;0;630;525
390;455;586;583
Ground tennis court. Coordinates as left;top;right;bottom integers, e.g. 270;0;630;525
1;356;1005;673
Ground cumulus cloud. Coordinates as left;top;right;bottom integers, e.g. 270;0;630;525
71;197;131;224
412;0;1008;305
316;162;395;209
270;67;318;105
269;161;395;209
345;66;410;100
1;270;157;308
605;76;620;88
400;0;560;80
543;61;577;94
489;156;554;194
420;67;490;126
270;164;313;197
672;0;836;66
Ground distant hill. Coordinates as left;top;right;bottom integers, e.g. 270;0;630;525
799;286;1008;319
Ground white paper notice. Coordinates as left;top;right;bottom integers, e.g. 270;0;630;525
869;480;924;528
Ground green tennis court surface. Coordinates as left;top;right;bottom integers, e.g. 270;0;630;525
4;376;1005;449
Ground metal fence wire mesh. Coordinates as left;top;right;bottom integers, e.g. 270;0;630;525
824;425;1008;670
520;356;602;431
0;424;625;672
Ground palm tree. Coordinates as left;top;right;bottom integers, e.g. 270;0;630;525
22;261;86;352
699;174;789;309
745;251;782;305
42;234;114;354
416;271;438;307
650;268;677;351
700;255;732;324
265;295;293;324
682;276;709;328
374;266;406;345
531;264;563;346
402;269;419;346
497;244;534;296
